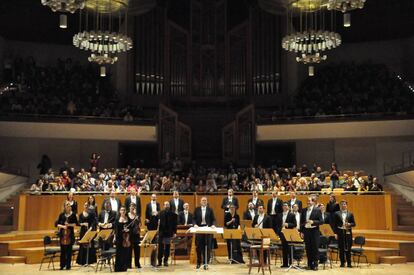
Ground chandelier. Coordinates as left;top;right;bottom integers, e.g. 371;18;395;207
327;0;367;27
73;0;133;77
41;0;85;28
282;0;341;76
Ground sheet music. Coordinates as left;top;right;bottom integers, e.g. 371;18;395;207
187;226;224;234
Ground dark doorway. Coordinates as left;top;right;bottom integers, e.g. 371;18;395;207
256;142;296;168
118;143;158;168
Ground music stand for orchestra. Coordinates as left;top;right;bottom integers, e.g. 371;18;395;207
78;229;97;271
282;228;304;272
240;220;253;229
139;230;158;267
223;229;243;264
97;229;113;241
320;224;335;237
187;226;223;270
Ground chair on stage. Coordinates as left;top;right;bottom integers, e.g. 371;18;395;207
269;243;282;266
95;230;116;272
39;235;61;271
351;236;369;267
318;236;332;269
248;237;272;275
328;236;339;263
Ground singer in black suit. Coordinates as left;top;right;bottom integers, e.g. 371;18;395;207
169;191;185;214
224;205;244;264
247;190;263;210
178;203;194;226
193;197;216;269
125;188;141;215
276;203;297;268
243;202;257;221
101;191;121;213
333;200;356;268
286;191;302;212
157;201;178;267
252;205;272;229
145;193;160;230
267;191;283;233
221;189;239;213
300;197;323;271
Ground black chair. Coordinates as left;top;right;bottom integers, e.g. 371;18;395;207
328;236;339;263
39;236;61;270
318;236;332;269
95;248;116;272
269;243;282;265
351;236;368;267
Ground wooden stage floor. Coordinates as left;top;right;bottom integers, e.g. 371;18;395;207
0;259;413;275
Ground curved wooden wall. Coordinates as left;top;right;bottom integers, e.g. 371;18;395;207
17;193;394;231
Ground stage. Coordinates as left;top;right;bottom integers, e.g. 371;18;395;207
0;260;413;275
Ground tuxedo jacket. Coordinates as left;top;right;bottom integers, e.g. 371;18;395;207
193;206;216;226
321;212;330;224
145;201;161;220
326;201;340;214
101;198;121;213
243;209;257;221
224;212;240;229
178;211;194;226
98;210;116;227
158;210;178;238
252;214;273;229
221;196;239;211
275;212;297;232
286;199;302;212
299;207;323;232
169;198;185;214
267;197;284;215
125;195;142;216
247;198;264;209
333;211;356;235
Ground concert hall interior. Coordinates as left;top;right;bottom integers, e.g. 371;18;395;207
0;0;414;274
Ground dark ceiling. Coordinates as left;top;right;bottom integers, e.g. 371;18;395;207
0;0;413;45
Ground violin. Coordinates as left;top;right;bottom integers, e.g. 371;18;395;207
121;215;138;248
61;217;71;245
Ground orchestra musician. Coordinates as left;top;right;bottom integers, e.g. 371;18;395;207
251;205;272;263
300;196;323;271
334;200;356;268
243;202;257;221
276;203;297;268
178;203;193;226
247;190;263;210
56;202;78;270
114;206;132;272
193;197;216;270
221;189;239;213
102;191;121;213
286;191;302;212
157;201;178;267
145;193;160;230
224;204;244;264
98;201;116;250
169;191;185;215
125;188;141;215
76;202;97;265
126;203;142;269
64;192;78;214
267;190;283;234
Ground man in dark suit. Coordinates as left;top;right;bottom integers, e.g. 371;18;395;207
157;201;178;267
145;193;160;230
334;200;356;268
97;201;116;250
300;196;323;271
178;203;193;226
286;191;302;213
193;197;216;270
277;203;297;268
169;191;185;214
101;191;121;213
267;190;283;234
252;205;272;229
319;203;330;224
221;189;239;213
247;190;263;210
125;188;141;216
243;202;257;221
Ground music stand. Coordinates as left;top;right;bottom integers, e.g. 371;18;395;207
223;229;243;264
78;229;97;271
282;228;304;272
187;226;223;270
240;220;253;229
139;230;158;267
320;224;335;237
260;228;280;243
97;229;113;241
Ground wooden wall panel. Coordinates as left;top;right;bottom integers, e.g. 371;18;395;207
19;194;389;231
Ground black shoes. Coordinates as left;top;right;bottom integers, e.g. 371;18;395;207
280;265;289;268
347;264;353;268
196;264;201;269
340;263;345;267
164;262;169;267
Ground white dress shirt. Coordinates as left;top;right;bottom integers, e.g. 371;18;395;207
306;206;313;222
294;212;300;229
131;195;137;205
341;211;348;224
183;210;189;225
282;211;288;226
249;209;256;221
104;211;109;224
252;197;257;205
110;198;118;212
201;206;207;225
271;198;277;215
151;201;157;215
290;199;296;208
257;214;264;229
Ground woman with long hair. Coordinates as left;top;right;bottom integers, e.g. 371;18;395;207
76;202;97;265
114;206;131;272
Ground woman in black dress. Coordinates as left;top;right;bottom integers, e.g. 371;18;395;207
87;195;98;216
76;202;97;265
56;202;78;270
126;203;141;269
64;192;78;214
114;206;131;272
224;204;244;264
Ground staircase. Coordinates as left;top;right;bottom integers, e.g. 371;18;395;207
383;181;414;231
